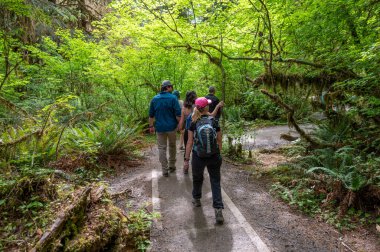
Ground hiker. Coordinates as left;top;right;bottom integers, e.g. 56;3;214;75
149;80;181;177
184;97;224;224
179;91;197;154
173;90;185;150
179;91;223;174
205;86;222;122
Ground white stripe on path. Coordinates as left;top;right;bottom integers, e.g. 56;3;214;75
151;169;163;230
221;188;270;252
151;165;270;251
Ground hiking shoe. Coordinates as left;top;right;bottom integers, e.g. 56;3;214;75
215;209;224;224
169;167;176;173
192;198;201;207
179;146;185;151
162;171;169;177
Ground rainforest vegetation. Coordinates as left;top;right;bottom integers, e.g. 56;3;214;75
0;0;379;250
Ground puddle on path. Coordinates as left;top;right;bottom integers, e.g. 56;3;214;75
225;124;316;150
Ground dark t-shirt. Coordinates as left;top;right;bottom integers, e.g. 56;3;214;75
205;94;221;119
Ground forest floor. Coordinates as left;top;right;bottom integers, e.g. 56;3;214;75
106;125;379;252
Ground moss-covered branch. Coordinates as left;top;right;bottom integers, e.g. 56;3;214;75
31;187;91;252
260;89;339;148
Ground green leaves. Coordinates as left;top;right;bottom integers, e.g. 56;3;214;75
0;0;31;16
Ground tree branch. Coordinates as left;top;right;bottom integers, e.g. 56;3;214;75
260;89;339;148
0;60;22;91
0;96;37;123
0;129;42;148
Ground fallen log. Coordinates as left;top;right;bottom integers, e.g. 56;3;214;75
91;185;106;203
31;187;91;252
63;205;127;251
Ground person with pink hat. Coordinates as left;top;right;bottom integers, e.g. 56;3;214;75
184;97;225;225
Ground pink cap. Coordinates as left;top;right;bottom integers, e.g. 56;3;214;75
195;97;212;108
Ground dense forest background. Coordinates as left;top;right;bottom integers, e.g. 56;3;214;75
0;0;379;250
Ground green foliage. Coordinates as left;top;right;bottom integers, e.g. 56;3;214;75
64;119;141;158
305;147;368;192
271;181;322;215
1;0;380;246
241;89;282;120
224;105;243;123
127;207;160;251
270;164;378;231
0;167;56;248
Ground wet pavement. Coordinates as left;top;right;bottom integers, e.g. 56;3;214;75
108;125;378;252
149;147;269;252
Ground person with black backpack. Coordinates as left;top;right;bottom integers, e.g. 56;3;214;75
184;97;224;224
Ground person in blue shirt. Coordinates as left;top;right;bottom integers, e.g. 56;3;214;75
149;80;182;177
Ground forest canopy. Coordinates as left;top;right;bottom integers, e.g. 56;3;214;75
0;0;379;250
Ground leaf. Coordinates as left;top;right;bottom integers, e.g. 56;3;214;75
26;201;44;209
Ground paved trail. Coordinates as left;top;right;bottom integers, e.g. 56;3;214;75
109;125;378;252
149;125;305;252
149;148;270;252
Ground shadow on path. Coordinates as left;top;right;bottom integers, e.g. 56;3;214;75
149;147;267;252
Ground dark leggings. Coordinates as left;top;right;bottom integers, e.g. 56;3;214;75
183;129;189;158
192;153;223;209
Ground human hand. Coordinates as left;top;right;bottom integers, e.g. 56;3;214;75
183;160;190;174
149;126;155;134
218;101;225;107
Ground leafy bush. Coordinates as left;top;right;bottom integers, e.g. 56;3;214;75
241;89;282;120
305;147;368;192
127;207;160;251
63;119;141;159
224;105;243;123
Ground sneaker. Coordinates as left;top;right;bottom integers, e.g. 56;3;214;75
162;171;169;177
169;167;176;173
215;209;224;224
179;146;185;151
192;198;201;207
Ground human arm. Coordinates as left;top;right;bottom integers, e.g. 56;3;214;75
148;117;155;134
148;99;155;134
178;107;185;130
184;130;194;161
209;101;224;117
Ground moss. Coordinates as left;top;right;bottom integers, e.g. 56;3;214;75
63;205;125;252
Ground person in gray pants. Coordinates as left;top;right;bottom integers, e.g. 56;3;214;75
149;80;181;177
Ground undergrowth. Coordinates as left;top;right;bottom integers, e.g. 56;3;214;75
0;167;57;250
270;146;380;231
127;206;160;251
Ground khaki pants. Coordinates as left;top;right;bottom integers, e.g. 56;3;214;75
157;130;177;173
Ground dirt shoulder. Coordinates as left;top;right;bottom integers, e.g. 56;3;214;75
222;151;379;252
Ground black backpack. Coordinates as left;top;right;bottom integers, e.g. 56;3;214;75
193;117;219;157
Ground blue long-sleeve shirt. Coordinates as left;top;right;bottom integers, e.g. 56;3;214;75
149;92;181;132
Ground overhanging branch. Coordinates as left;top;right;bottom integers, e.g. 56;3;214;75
260;89;340;148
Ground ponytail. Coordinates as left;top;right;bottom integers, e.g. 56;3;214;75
192;107;205;122
192;107;201;122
